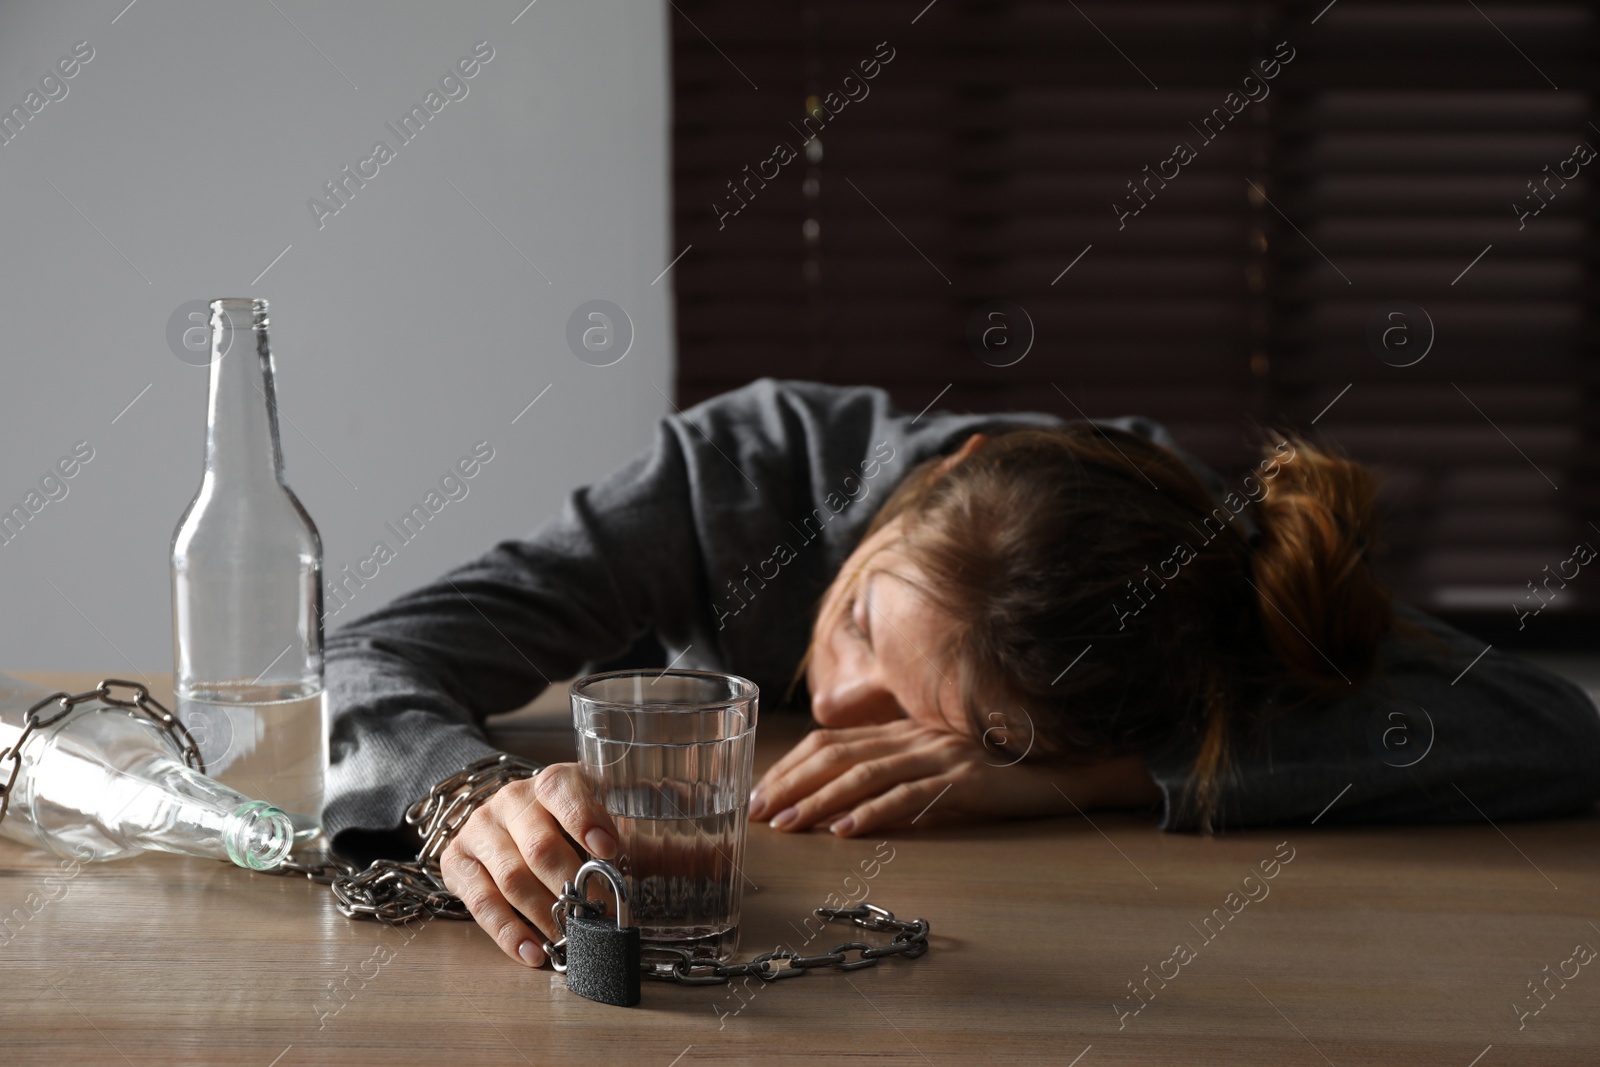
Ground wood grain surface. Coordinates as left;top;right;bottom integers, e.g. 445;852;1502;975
3;672;1597;1065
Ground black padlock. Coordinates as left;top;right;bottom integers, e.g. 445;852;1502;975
560;860;642;1007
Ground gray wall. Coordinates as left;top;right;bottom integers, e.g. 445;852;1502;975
0;1;673;671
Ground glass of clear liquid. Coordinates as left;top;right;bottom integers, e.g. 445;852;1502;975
571;669;759;962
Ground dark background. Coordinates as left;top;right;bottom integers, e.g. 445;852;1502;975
668;0;1600;647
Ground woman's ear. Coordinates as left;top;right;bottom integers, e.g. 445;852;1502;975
934;433;988;477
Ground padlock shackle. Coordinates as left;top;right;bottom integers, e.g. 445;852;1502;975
573;858;630;930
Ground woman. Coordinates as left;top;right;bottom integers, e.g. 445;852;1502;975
323;378;1600;968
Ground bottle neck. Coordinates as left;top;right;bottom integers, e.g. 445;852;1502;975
3;700;293;870
116;755;294;870
205;298;285;486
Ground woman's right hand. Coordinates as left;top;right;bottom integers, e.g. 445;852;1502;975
438;762;620;967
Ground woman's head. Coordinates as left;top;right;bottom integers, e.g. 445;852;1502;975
803;435;987;737
801;424;1395;830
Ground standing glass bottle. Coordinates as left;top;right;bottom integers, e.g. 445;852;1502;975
171;297;327;844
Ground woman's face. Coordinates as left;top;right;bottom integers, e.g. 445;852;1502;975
805;514;970;734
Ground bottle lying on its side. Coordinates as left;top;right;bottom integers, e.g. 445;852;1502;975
0;672;293;870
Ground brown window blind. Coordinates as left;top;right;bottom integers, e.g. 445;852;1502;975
670;1;1600;641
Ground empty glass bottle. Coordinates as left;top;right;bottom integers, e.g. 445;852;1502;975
171;298;327;844
0;674;294;869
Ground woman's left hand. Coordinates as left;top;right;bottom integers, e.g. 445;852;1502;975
748;718;1133;836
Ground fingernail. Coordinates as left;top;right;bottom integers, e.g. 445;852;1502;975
748;787;768;820
830;816;855;836
770;806;798;830
518;940;544;967
585;827;617;859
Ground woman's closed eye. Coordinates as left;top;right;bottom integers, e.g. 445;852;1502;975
845;590;873;646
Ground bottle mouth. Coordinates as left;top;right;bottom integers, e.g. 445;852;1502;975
210;297;269;331
223;800;295;870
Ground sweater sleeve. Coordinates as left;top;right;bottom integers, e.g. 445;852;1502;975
322;410;711;858
320;377;1047;858
318;378;1241;857
1144;602;1600;831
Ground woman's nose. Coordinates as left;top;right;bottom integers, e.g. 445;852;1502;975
812;674;903;727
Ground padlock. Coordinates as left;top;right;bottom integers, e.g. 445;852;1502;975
559;859;642;1007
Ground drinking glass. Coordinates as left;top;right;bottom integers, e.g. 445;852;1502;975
571;669;759;961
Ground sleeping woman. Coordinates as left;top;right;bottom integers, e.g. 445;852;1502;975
323;378;1600;967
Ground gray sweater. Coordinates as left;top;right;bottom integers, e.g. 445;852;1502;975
324;379;1600;858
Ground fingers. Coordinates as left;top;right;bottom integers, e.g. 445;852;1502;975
440;763;619;969
496;772;603;915
756;721;907;791
501;767;626;931
530;764;620;861
440;835;549;968
753;726;863;809
829;776;957;836
767;747;953;832
752;724;914;821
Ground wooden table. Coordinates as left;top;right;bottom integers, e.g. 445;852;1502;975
4;673;1598;1066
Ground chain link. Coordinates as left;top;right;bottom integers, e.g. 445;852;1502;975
542;892;931;986
0;678;204;828
0;691;530;926
2;695;934;992
260;752;541;924
268;753;933;989
4;715;932;992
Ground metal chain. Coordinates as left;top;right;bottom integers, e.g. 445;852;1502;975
0;678;205;828
543;893;931;986
262;752;541;924
260;752;932;988
2;710;931;989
